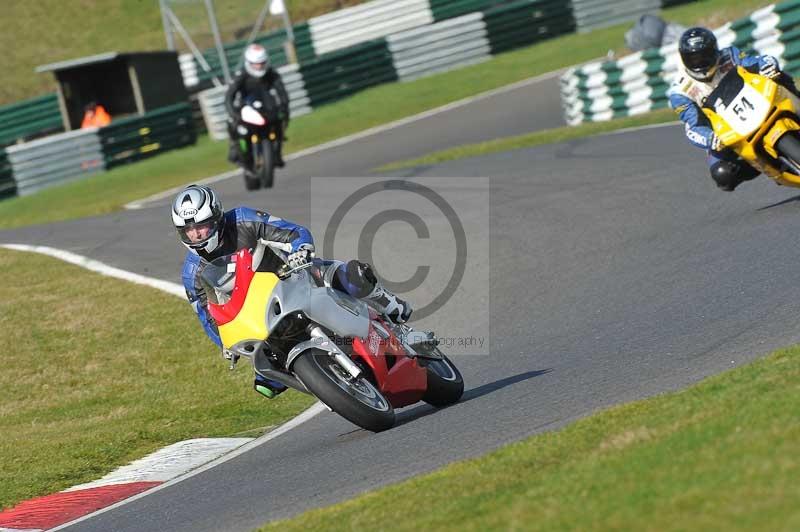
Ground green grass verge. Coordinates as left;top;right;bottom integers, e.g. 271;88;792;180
378;109;678;171
0;0;367;106
260;349;800;532
0;249;315;510
0;0;772;231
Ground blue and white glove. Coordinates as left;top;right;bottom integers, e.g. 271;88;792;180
287;243;315;269
759;56;780;79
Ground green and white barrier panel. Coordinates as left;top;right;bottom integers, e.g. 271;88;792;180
5;128;104;197
193;0;573;135
177;0;577;90
309;0;434;56
560;0;800;126
483;0;574;54
99;103;196;168
388;12;491;82
0;148;16;200
571;0;696;33
0;93;64;149
0;104;199;201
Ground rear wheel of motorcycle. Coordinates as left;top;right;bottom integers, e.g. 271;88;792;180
776;133;800;169
259;139;275;189
422;352;464;407
293;349;396;432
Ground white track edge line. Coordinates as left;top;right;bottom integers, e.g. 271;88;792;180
0;244;185;297
0;244;325;529
50;402;327;531
123;69;565;210
599;120;681;137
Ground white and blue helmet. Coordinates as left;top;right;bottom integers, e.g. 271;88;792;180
244;44;269;78
171;185;224;254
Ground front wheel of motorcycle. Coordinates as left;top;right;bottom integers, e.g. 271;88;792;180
258;138;275;189
422;352;464;407
244;170;261;191
776;133;800;170
292;349;396;432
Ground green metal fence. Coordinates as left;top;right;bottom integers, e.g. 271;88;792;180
0;93;63;149
300;40;398;107
99;103;196;168
483;0;575;54
0;149;16;200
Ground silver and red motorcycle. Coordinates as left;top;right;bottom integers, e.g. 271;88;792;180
200;240;464;432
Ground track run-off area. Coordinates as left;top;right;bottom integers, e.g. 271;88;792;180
3;72;800;531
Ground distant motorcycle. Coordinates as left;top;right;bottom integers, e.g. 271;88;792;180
200;240;464;432
235;97;280;190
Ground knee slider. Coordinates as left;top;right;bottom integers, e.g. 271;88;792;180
710;161;741;191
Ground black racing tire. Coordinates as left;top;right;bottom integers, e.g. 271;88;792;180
244;171;261;191
776;133;800;170
259;139;275;189
292;349;396;432
422;353;464;407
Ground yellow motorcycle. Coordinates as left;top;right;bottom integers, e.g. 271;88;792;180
702;66;800;187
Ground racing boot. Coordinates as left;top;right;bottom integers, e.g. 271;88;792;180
253;374;287;399
346;260;412;324
275;138;286;168
227;139;241;164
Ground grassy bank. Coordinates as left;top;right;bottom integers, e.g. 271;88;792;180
260;347;800;531
0;249;315;510
0;0;366;106
0;0;772;231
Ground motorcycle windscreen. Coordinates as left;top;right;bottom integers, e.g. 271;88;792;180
241;105;266;126
705;69;773;138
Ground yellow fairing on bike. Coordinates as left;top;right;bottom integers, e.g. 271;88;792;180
702;67;777;148
762;88;800;158
217;272;279;348
701;67;800;187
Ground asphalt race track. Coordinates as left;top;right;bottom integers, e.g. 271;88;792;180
6;76;800;531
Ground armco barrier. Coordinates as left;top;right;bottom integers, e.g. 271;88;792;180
572;0;660;33
309;0;433;56
571;0;696;33
0;149;16;200
0;93;64;148
300;40;398;107
99;103;196;168
429;0;501;22
560;0;800;125
388;12;491;82
198;64;312;141
483;0;575;54
175;0;560;90
5;128;104;197
179;23;315;90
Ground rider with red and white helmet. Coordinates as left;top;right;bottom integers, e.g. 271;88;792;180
225;43;290;167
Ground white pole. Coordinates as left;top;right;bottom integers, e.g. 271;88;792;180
159;0;176;50
204;0;232;83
